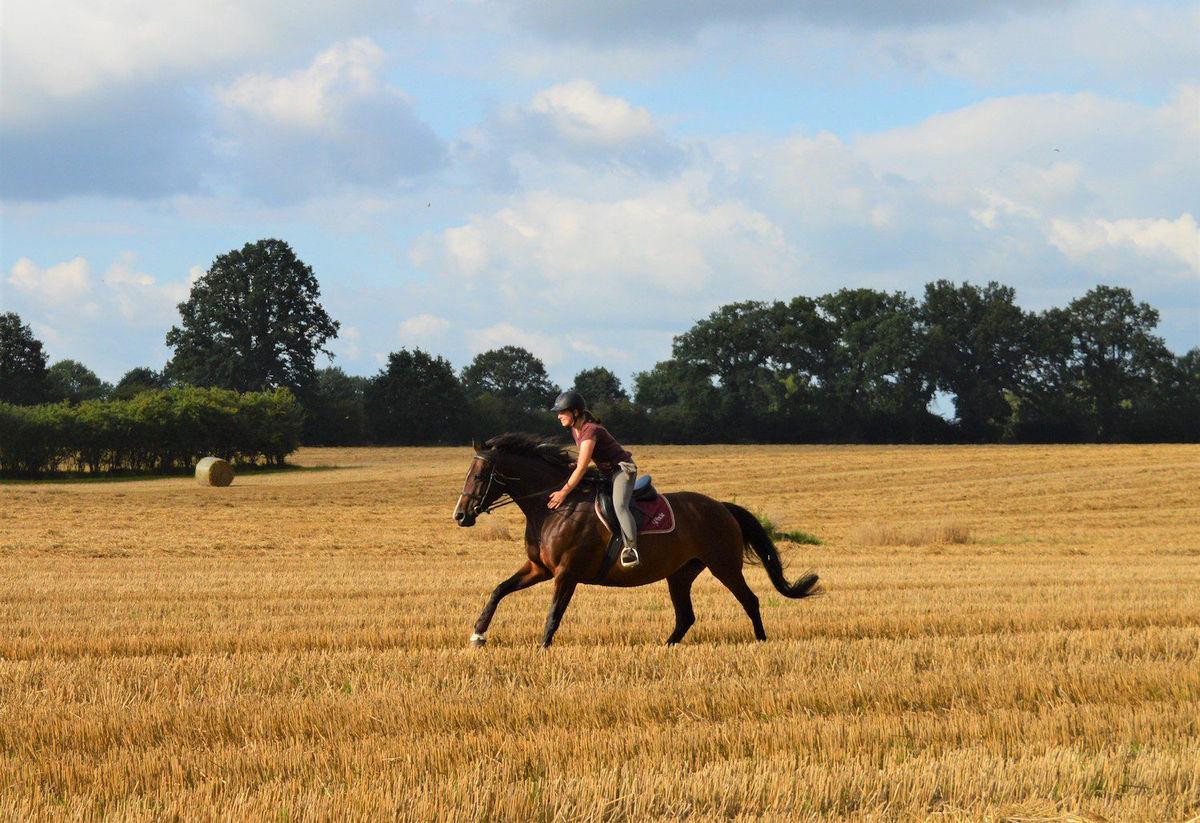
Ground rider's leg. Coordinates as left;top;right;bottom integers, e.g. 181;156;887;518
613;462;639;566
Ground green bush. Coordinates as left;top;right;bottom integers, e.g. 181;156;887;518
754;510;823;545
0;386;302;477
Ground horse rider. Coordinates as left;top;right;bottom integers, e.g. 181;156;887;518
546;391;640;567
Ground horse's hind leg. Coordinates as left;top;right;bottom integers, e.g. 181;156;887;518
540;572;578;649
666;559;705;645
708;564;767;641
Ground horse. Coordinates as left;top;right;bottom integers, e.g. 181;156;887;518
453;433;821;648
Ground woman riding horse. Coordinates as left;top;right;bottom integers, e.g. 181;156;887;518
547;390;641;567
454;432;821;648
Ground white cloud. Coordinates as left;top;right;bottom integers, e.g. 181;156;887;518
6;256;92;301
414;178;799;317
2;253;198;376
0;0;406;125
397;313;450;340
569;338;630;362
468;322;565;365
530;80;657;146
216;38;389;133
102;252;155;287
5;253;194;323
854;90;1198;219
459;80;684;187
213;38;444;201
1049;214;1200;274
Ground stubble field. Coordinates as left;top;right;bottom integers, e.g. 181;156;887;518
1;444;1198;821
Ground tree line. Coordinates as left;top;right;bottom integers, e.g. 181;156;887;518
2;238;1196;453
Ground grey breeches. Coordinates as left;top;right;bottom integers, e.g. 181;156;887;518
612;461;638;545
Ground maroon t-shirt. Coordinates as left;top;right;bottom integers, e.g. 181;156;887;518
572;421;633;476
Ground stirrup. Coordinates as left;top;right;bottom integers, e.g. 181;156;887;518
620;544;640;567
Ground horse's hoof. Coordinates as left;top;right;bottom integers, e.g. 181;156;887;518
470;633;487;648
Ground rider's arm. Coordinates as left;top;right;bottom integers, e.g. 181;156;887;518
562;438;596;493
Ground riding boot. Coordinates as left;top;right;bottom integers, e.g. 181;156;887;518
620;540;640;567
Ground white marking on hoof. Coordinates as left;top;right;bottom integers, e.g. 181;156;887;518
470;632;487;647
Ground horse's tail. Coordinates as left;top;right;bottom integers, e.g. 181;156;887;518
722;502;822;599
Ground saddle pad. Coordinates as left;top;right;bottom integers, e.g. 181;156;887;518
593;495;676;535
635;495;675;534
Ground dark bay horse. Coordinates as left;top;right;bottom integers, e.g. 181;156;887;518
453;433;821;648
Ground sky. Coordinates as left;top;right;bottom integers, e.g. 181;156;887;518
1;0;1198;392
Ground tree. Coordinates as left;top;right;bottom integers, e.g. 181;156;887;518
461;346;558;412
304;367;368;445
0;312;48;405
671;301;780;439
1064;286;1170;441
814;288;935;442
633;359;722;442
111;367;171;400
165;239;339;396
1009;306;1091;442
366;349;468;444
44;359;110;404
572;366;628;405
460;346;559;436
920;280;1030;442
1130;348;1200;442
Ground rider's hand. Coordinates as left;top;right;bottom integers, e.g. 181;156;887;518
547;489;567;509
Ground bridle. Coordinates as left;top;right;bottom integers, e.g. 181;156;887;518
457;452;566;517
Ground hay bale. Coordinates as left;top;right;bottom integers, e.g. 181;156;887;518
195;456;234;487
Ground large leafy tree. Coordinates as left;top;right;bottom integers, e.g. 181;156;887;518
921;280;1030;442
366;349;468;444
461;346;559;437
0;312;48;405
572;366;628;405
44;359;111;404
633;359;722;442
814;288;934;441
165;239;339;395
671;301;780;438
1014;287;1173;442
1064;285;1171;440
460;346;558;412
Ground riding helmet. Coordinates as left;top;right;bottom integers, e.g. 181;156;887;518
551;390;586;413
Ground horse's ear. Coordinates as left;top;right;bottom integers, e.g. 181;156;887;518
471;438;482;451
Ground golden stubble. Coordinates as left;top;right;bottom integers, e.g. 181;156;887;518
1;444;1198;821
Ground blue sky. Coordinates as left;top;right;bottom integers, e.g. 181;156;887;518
2;0;1197;392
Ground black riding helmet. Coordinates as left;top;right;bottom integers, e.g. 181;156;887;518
551;390;586;413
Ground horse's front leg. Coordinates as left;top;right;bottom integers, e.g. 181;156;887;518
540;571;579;648
472;560;550;647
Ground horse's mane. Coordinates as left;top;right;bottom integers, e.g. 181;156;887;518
484;432;575;468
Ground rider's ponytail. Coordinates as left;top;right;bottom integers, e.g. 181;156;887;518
577;409;602;426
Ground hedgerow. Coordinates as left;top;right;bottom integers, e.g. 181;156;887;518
0;387;301;477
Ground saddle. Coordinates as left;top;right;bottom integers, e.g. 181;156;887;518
590;475;676;582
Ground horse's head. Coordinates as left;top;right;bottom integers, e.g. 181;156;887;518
453;434;576;526
453;440;506;527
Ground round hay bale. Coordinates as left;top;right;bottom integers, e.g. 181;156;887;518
195;456;234;487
